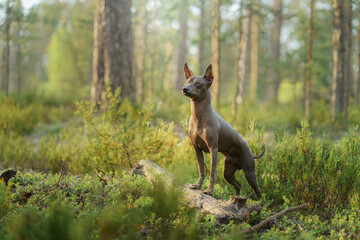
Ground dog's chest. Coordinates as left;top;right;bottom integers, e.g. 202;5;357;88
188;125;209;153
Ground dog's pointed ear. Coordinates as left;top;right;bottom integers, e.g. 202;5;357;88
184;63;193;79
204;64;214;85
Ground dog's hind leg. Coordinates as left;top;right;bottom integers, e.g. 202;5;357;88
244;169;261;199
223;157;242;195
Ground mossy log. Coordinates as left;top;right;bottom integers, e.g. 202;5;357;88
131;160;260;223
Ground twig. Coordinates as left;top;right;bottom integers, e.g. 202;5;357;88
241;203;310;234
95;169;108;187
310;203;317;217
41;172;66;201
42;183;67;200
84;194;105;199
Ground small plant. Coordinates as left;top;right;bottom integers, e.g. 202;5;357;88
75;83;178;172
0;97;44;135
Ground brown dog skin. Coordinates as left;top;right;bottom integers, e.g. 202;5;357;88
182;63;264;198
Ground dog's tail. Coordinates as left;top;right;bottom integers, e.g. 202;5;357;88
254;145;265;159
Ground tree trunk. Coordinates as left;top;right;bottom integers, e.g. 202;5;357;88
211;0;220;112
138;0;148;102
356;7;360;106
15;43;22;95
15;33;22;95
343;0;352;125
148;14;158;101
91;0;135;103
105;0;134;101
249;3;259;101
198;0;206;73
305;0;315;120
91;0;106;104
331;0;346;123
175;0;188;91
266;0;282;103
2;0;12;96
14;0;23;95
232;0;251;120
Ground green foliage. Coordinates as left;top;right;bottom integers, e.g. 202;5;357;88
42;27;85;102
258;122;360;208
75;83;178;172
0;171;220;240
0;182;11;218
0;97;43;135
0;132;35;169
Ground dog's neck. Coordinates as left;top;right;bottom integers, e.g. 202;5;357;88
190;90;213;122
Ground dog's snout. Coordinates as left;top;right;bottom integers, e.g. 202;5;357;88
182;87;189;93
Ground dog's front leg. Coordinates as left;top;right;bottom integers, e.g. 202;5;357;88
203;145;218;196
189;146;205;190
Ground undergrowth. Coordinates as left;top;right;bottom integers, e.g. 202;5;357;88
0;88;360;239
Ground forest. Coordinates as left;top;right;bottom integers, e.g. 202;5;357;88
0;0;360;239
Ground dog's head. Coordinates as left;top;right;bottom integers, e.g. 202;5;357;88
182;63;213;101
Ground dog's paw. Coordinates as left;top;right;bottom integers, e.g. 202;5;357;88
189;183;202;190
203;188;214;196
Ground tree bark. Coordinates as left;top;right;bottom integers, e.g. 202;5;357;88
343;0;352;125
331;0;345;123
356;6;360;106
198;0;206;73
211;0;220;112
175;0;188;91
148;10;158;101
305;0;315;120
138;0;148;102
15;44;22;95
266;0;282;103
250;3;259;101
91;0;106;104
232;0;251;120
91;0;134;104
105;0;134;101
14;0;23;95
2;0;12;96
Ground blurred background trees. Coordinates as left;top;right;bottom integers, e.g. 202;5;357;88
0;0;359;125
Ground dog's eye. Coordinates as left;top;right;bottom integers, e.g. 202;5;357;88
195;82;201;86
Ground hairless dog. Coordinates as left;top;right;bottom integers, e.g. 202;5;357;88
182;63;264;198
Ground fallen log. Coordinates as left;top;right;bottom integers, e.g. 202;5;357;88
131;160;260;222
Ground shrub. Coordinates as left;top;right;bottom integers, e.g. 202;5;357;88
75;83;178;172
258;122;360;208
0;97;43;135
0;132;36;169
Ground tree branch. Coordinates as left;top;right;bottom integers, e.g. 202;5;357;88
241;202;310;234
